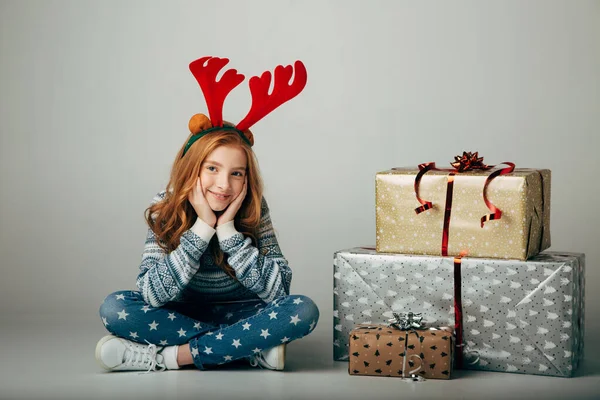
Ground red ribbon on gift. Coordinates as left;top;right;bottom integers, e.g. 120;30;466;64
409;152;515;369
411;152;515;256
453;251;467;369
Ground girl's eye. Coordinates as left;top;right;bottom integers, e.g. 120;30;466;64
207;166;217;172
232;171;244;177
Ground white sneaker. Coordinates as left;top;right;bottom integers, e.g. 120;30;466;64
95;335;167;373
249;344;286;371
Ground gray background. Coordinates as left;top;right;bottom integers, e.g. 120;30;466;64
1;1;599;399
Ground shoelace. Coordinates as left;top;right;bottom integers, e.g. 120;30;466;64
123;340;167;374
248;353;267;369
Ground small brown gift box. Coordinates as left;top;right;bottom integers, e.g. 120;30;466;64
348;324;453;379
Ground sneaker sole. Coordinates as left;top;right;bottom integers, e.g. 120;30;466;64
275;344;286;371
95;334;119;370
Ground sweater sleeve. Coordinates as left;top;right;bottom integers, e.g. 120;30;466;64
216;198;292;303
135;192;216;307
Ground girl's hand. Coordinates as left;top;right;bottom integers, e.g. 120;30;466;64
217;177;247;226
188;177;217;227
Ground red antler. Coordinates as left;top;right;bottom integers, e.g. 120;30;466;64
236;61;307;131
189;57;245;127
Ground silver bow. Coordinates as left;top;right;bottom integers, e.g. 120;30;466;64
388;312;425;331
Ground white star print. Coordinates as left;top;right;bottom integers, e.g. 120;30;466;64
115;294;125;300
148;321;159;330
309;320;316;331
268;311;278;319
177;328;187;337
141;305;151;313
290;315;301;325
191;347;199;357
129;332;138;339
224;355;233;361
102;317;109;326
225;312;234;319
117;310;129;320
280;336;290;343
206;331;214;335
252;347;262;354
215;333;224;340
159;340;168;346
167;313;176;321
293;297;304;305
260;329;271;339
193;322;202;329
232;339;241;348
242;322;251;330
203;346;213;355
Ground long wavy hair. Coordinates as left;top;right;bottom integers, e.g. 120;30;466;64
145;127;264;277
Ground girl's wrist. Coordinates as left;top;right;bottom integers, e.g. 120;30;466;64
216;220;238;241
191;218;216;241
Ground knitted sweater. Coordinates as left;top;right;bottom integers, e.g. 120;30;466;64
136;191;292;307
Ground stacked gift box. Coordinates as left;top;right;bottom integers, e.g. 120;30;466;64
334;153;585;378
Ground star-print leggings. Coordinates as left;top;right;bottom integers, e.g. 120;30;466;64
99;290;319;370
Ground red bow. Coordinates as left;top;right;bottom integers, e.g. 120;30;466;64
450;152;490;172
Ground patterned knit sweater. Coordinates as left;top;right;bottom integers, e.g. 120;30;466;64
136;191;292;307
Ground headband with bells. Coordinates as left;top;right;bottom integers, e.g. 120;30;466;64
182;56;307;157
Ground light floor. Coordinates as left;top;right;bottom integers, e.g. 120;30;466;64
1;315;599;400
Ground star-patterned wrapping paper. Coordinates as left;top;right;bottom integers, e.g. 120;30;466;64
348;324;453;379
376;168;551;260
333;248;585;377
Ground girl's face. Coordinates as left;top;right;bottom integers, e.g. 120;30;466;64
199;145;248;212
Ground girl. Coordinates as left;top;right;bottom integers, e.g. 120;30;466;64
95;56;319;373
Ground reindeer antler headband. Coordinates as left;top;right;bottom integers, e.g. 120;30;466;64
182;56;307;157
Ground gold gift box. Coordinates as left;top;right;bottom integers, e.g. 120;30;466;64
376;167;551;260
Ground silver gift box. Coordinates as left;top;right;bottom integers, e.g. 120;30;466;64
333;247;585;377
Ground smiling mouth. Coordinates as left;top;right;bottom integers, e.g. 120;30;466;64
208;191;231;201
